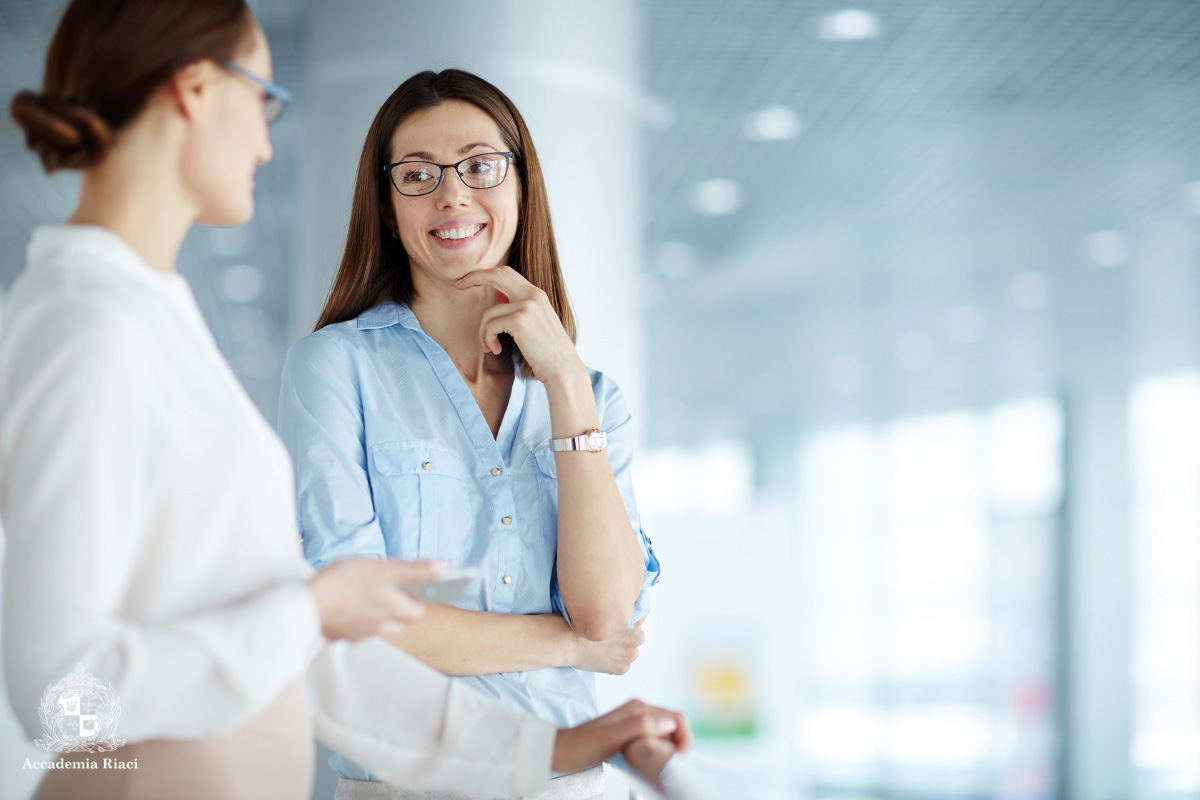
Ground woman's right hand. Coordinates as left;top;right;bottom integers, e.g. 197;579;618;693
552;699;691;780
572;617;645;674
307;559;445;642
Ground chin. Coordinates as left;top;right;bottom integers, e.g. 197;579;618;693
197;200;254;228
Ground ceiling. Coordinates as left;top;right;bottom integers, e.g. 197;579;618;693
2;0;1198;484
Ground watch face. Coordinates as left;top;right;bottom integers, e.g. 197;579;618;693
587;430;608;452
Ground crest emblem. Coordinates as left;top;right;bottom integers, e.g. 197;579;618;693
34;665;126;753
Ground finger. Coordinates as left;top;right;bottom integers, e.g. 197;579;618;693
621;737;674;781
478;300;539;355
478;302;523;355
387;589;427;622
455;266;535;299
623;710;678;743
376;619;409;640
667;711;693;753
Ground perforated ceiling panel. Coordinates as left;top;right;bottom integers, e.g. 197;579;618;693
1;1;1198;469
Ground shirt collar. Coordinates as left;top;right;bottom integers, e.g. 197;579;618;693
28;224;185;291
356;300;420;331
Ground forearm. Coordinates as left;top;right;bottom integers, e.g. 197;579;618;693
309;637;556;797
545;368;646;640
383;604;577;676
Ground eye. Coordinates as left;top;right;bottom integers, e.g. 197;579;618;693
401;164;437;184
465;156;498;175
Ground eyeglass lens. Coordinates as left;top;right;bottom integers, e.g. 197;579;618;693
264;95;285;126
392;153;509;196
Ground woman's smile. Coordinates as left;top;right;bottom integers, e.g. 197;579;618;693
430;219;487;250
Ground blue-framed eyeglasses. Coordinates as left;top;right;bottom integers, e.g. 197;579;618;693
223;61;292;126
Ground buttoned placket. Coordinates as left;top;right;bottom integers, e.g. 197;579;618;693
408;326;528;614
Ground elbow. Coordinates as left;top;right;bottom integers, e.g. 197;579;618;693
573;620;617;642
570;607;634;642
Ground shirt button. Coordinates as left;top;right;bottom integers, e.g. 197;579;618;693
503;575;512;584
491;467;501;476
502;516;512;525
422;461;432;471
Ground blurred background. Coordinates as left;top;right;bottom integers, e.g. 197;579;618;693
1;1;1199;799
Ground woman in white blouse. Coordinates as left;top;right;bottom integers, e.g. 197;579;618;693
1;1;688;799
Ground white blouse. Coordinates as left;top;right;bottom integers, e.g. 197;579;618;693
0;225;554;797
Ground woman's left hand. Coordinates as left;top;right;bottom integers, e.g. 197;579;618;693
455;266;583;385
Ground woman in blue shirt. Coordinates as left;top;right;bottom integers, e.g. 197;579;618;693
278;69;662;797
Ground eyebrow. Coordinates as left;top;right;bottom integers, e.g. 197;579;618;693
398;142;498;162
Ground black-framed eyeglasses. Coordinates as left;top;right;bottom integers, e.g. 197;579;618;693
223;61;292;126
383;152;515;196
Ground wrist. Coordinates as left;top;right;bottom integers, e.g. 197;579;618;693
550;615;579;668
541;356;589;393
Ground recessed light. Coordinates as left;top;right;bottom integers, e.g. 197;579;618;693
1084;230;1128;267
818;9;881;42
690;179;742;216
944;306;986;343
744;105;802;142
1011;272;1050;310
656;241;696;278
643;97;675;132
829;355;865;394
223;264;264;303
896;332;934;370
1183;181;1200;215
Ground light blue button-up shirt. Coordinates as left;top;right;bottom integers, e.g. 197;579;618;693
278;300;660;782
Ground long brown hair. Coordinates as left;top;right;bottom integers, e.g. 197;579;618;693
314;69;576;376
10;0;255;173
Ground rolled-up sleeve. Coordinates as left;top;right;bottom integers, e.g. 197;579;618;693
278;332;386;567
550;376;660;627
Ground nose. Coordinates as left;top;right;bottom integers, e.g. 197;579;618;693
258;129;274;166
434;167;471;209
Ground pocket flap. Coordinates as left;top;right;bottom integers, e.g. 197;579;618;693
533;447;557;478
370;442;470;480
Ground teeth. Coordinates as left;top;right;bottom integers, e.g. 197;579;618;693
434;224;483;240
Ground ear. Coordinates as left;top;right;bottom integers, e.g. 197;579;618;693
168;60;216;122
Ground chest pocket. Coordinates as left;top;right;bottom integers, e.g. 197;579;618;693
369;442;475;562
532;447;560;542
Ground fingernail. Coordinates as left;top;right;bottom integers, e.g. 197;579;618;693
654;717;677;734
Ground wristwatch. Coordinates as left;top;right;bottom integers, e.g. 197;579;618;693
550;427;608;453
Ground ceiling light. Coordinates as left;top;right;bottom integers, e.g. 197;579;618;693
223;264;264;303
944;306;986;344
656;241;696;278
744;105;802;142
690;179;742;216
818;9;881;42
896;332;934;371
1084;230;1128;267
1184;181;1200;215
643;97;676;132
1011;272;1050;310
829;355;865;394
210;225;249;257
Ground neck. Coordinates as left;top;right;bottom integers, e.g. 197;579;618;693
68;117;196;274
410;274;510;383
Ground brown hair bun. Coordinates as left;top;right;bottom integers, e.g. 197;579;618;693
11;0;253;174
10;91;113;172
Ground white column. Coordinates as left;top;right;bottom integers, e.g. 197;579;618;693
1065;387;1133;800
294;0;646;424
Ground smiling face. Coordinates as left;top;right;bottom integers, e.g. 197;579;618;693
386;100;521;294
185;23;275;226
